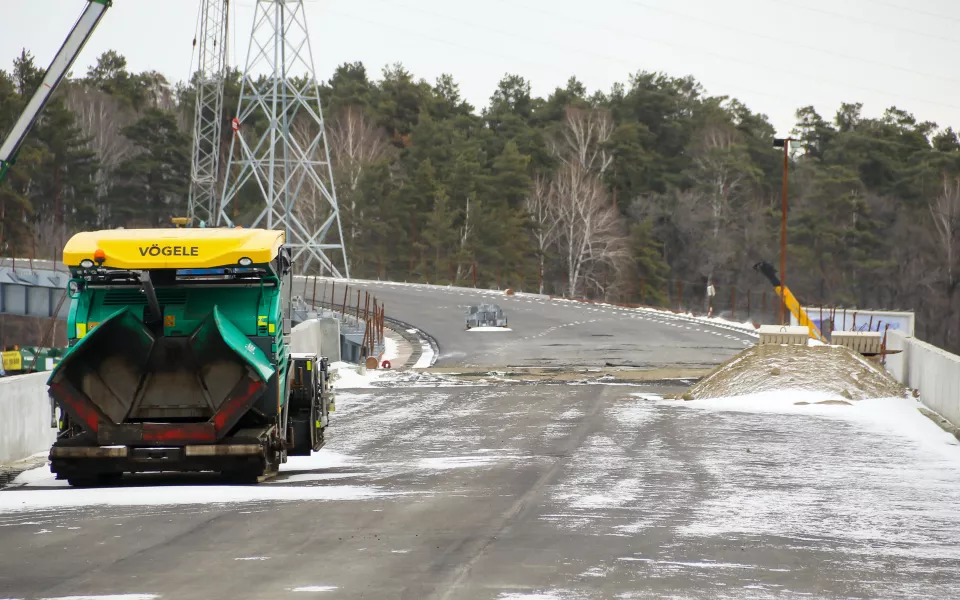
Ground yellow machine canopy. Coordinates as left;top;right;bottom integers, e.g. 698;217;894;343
63;228;285;269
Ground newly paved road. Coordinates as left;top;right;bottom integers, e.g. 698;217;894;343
307;279;755;369
3;383;960;599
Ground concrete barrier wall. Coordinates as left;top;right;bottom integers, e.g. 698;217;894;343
0;373;56;464
885;330;960;426
290;318;341;362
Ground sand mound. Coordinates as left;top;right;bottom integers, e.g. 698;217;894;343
685;344;905;401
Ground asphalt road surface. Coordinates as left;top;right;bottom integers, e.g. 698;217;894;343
306;279;755;369
3;383;960;599
4;275;960;599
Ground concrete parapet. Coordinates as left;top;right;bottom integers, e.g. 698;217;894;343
758;325;809;346
0;372;55;465
885;330;960;427
290;318;341;362
831;331;882;355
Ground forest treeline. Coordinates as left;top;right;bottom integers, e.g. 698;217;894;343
1;50;958;350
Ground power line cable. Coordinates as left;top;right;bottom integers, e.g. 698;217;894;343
486;0;960;110
326;1;809;107
617;0;960;86
855;0;960;25
767;0;960;47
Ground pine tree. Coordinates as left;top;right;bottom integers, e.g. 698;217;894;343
107;109;190;227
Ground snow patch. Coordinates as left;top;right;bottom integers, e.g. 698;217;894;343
413;338;435;368
11;463;53;485
290;586;337;593
38;596;160;600
330;362;388;389
417;456;498;470
466;326;513;332
281;450;355;473
0;484;395;513
382;335;399;362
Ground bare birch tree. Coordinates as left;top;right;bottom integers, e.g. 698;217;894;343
324;106;391;244
64;84;137;206
689;124;758;304
525;173;558;293
551;106;614;174
552;164;628;297
326;106;391;191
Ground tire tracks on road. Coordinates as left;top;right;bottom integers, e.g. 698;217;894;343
428;386;613;600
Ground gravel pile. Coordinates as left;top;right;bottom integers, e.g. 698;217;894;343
685;344;905;401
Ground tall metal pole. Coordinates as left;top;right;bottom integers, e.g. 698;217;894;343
219;0;349;277
774;137;791;325
780;140;789;325
187;0;229;226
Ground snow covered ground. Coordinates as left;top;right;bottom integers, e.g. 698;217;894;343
3;381;960;597
467;326;513;332
382;335;398;362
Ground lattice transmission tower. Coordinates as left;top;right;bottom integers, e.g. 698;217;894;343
218;0;348;277
187;0;229;226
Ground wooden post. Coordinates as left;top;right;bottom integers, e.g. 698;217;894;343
341;285;348;315
312;276;318;307
356;290;361;321
868;315;874;332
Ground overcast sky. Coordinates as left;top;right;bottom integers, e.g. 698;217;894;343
1;0;958;136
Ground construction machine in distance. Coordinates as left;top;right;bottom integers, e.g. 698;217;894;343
1;347;64;377
47;228;333;486
753;261;826;342
465;304;508;329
